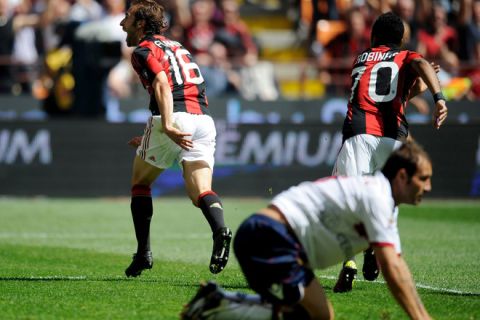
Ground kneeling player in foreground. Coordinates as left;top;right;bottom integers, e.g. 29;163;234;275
182;141;433;320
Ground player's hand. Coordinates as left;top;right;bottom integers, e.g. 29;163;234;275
128;136;143;148
163;126;193;150
433;100;448;129
430;62;440;73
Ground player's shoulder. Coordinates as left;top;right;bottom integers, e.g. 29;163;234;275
386;46;423;60
134;35;178;58
352;173;389;198
137;35;156;47
132;45;151;65
363;171;388;186
149;35;184;49
360;173;394;206
134;35;157;56
401;48;422;57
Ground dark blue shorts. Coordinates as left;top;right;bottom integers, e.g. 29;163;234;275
233;214;315;306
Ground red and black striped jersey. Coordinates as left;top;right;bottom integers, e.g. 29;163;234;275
131;34;209;116
342;45;422;141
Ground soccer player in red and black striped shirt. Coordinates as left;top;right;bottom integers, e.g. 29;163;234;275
332;12;448;293
120;0;232;277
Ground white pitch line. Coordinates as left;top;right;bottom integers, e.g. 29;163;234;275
318;275;479;296
415;283;479;296
0;232;211;240
21;276;87;280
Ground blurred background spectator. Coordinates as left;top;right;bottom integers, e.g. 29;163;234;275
313;7;371;96
0;0;42;94
417;2;459;72
0;0;478;120
392;0;420;50
216;0;278;100
72;0;126;118
457;0;480;99
182;0;236;96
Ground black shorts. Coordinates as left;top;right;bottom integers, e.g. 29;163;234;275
233;214;315;306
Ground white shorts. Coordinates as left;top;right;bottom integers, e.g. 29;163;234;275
137;112;216;170
332;134;402;176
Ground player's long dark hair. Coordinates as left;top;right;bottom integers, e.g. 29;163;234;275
371;12;404;47
131;0;168;35
381;141;431;182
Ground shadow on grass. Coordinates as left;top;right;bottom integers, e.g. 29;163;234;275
0;276;250;290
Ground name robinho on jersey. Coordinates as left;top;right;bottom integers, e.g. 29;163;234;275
355;51;400;64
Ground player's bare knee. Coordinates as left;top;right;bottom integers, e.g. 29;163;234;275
186;188;206;207
189;195;199;207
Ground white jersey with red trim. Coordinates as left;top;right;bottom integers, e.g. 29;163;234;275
270;172;400;269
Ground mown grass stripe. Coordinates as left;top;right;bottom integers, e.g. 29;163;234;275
318;275;480;296
2;274;478;296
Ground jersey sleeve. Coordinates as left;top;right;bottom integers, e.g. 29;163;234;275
361;193;402;254
132;45;164;76
404;50;423;64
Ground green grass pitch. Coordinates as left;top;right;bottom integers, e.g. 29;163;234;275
0;198;479;319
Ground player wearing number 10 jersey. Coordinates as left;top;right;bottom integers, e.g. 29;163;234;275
332;12;448;293
344;47;422;140
120;0;232;278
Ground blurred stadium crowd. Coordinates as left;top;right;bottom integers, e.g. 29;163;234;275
0;0;479;119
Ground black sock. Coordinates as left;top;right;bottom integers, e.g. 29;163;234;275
131;185;153;253
197;191;225;233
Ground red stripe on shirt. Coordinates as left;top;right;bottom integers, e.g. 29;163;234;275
370;242;395;248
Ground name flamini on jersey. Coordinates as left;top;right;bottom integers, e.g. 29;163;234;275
154;39;181;48
355;51;399;64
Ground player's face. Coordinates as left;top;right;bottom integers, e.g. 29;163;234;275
404;157;432;205
120;7;141;47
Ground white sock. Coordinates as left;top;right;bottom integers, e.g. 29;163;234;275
222;291;263;304
202;299;273;320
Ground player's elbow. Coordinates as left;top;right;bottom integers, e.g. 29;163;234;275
411;58;433;77
153;72;170;90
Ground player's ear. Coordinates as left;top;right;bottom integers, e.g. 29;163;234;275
136;19;145;29
395;168;408;185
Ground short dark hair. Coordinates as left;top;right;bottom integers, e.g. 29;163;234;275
131;0;168;35
381;141;431;182
371;12;404;46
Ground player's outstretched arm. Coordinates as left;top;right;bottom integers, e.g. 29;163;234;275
373;245;432;320
410;58;441;94
410;58;448;129
409;62;441;99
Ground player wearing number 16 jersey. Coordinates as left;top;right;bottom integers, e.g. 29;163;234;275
120;0;232;277
131;34;209;116
332;12;448;293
